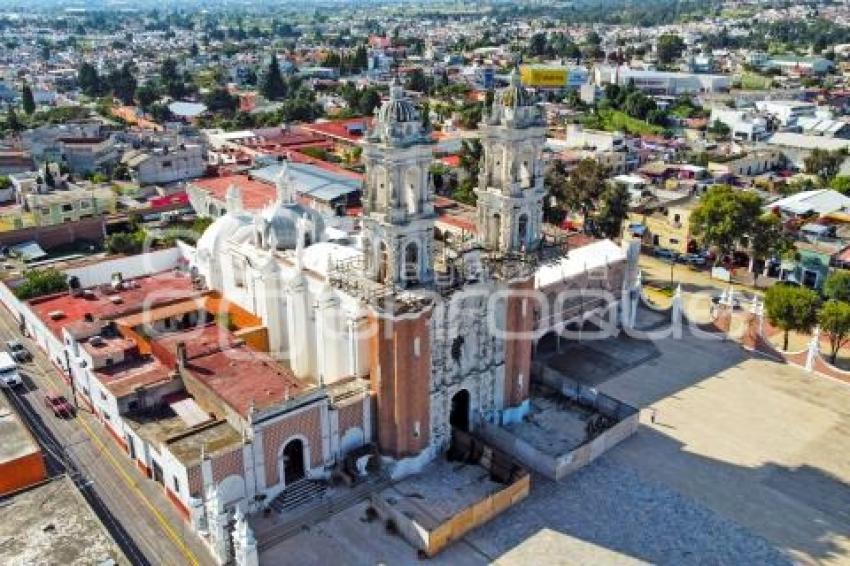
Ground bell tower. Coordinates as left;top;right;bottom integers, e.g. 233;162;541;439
475;70;546;254
361;79;436;288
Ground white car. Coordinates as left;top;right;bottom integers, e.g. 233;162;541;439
0;352;21;387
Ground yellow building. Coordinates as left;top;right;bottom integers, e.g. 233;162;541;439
623;197;698;253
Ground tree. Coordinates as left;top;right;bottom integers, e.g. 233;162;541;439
690;185;762;266
160;58;186;99
405;68;430;93
107;63;137;106
594;183;630;238
805;148;845;184
203;87;238;115
135;82;159;109
78;62;103;97
105;231;145;255
356;88;381;116
656;34;686;65
260;53;288;100
5;107;22;133
21;82;35;115
749;212;792;286
708;119;731;138
764;284;820;351
819;300;850;363
823;270;850;303
562;158;609;230
14;268;68;299
829;175;850;195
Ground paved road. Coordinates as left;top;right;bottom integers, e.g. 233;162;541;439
0;312;214;566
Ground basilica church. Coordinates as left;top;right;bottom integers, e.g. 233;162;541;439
190;72;631;497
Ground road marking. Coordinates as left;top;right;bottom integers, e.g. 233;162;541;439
73;414;201;566
0;318;203;566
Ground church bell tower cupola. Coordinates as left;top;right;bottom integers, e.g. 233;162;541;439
475;69;547;254
360;79;436;289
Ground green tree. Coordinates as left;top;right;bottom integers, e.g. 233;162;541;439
5;107;22;133
764;284;820;351
562;158;609;229
804;148;845;183
708;119;731;138
823;270;850;302
260;53;288;100
749;212;793;287
14;268;68;299
819;299;850;363
594;182;630;238
77;62;103;97
689;185;762;266
107;63;137;106
203;87;238;115
656;34;686;65
105;231;145;255
21;82;35;115
829;175;850;195
135;82;159;109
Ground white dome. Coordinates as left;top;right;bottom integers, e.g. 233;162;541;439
196;213;252;260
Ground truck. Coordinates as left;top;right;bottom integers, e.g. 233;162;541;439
0;352;21;388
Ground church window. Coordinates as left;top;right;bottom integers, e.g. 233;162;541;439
451;336;464;363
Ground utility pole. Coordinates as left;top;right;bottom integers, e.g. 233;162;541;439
64;349;78;409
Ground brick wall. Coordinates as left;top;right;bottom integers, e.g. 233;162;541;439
211;448;245;483
187;465;202;497
369;310;431;458
503;276;534;408
0;216;104;250
338;400;364;435
261;405;323;487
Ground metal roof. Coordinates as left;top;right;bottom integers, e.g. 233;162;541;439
252;161;361;203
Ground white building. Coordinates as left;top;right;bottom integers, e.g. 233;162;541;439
594;64;731;95
754;100;817;127
709;108;768;142
121;144;206;186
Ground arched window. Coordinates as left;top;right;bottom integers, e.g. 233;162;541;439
377;241;388;282
517;214;529;248
403;241;419;284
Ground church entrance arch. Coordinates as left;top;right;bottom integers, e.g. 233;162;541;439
450;389;471;432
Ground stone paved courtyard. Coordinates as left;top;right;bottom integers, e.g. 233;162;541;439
261;315;850;565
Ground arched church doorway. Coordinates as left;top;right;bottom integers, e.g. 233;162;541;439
450;389;471;432
281;438;306;485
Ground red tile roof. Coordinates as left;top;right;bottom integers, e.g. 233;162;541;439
184;345;312;417
191;174;276;211
300;118;374;143
29;271;198;339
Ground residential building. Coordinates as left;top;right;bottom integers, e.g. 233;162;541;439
121;144;206;186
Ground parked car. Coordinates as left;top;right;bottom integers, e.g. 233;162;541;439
44;391;75;418
6;340;31;362
680;253;707;266
653;248;678;261
0;352;21;388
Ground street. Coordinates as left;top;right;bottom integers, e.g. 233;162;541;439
0;310;214;566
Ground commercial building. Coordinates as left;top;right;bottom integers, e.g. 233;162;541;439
594;64;731;95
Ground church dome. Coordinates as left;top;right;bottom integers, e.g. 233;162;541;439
258;202;325;251
378;80;418;124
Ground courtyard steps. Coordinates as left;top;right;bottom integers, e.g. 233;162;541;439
258;474;392;551
267;479;328;514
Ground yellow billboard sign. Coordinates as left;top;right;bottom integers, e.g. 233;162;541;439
520;65;568;88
